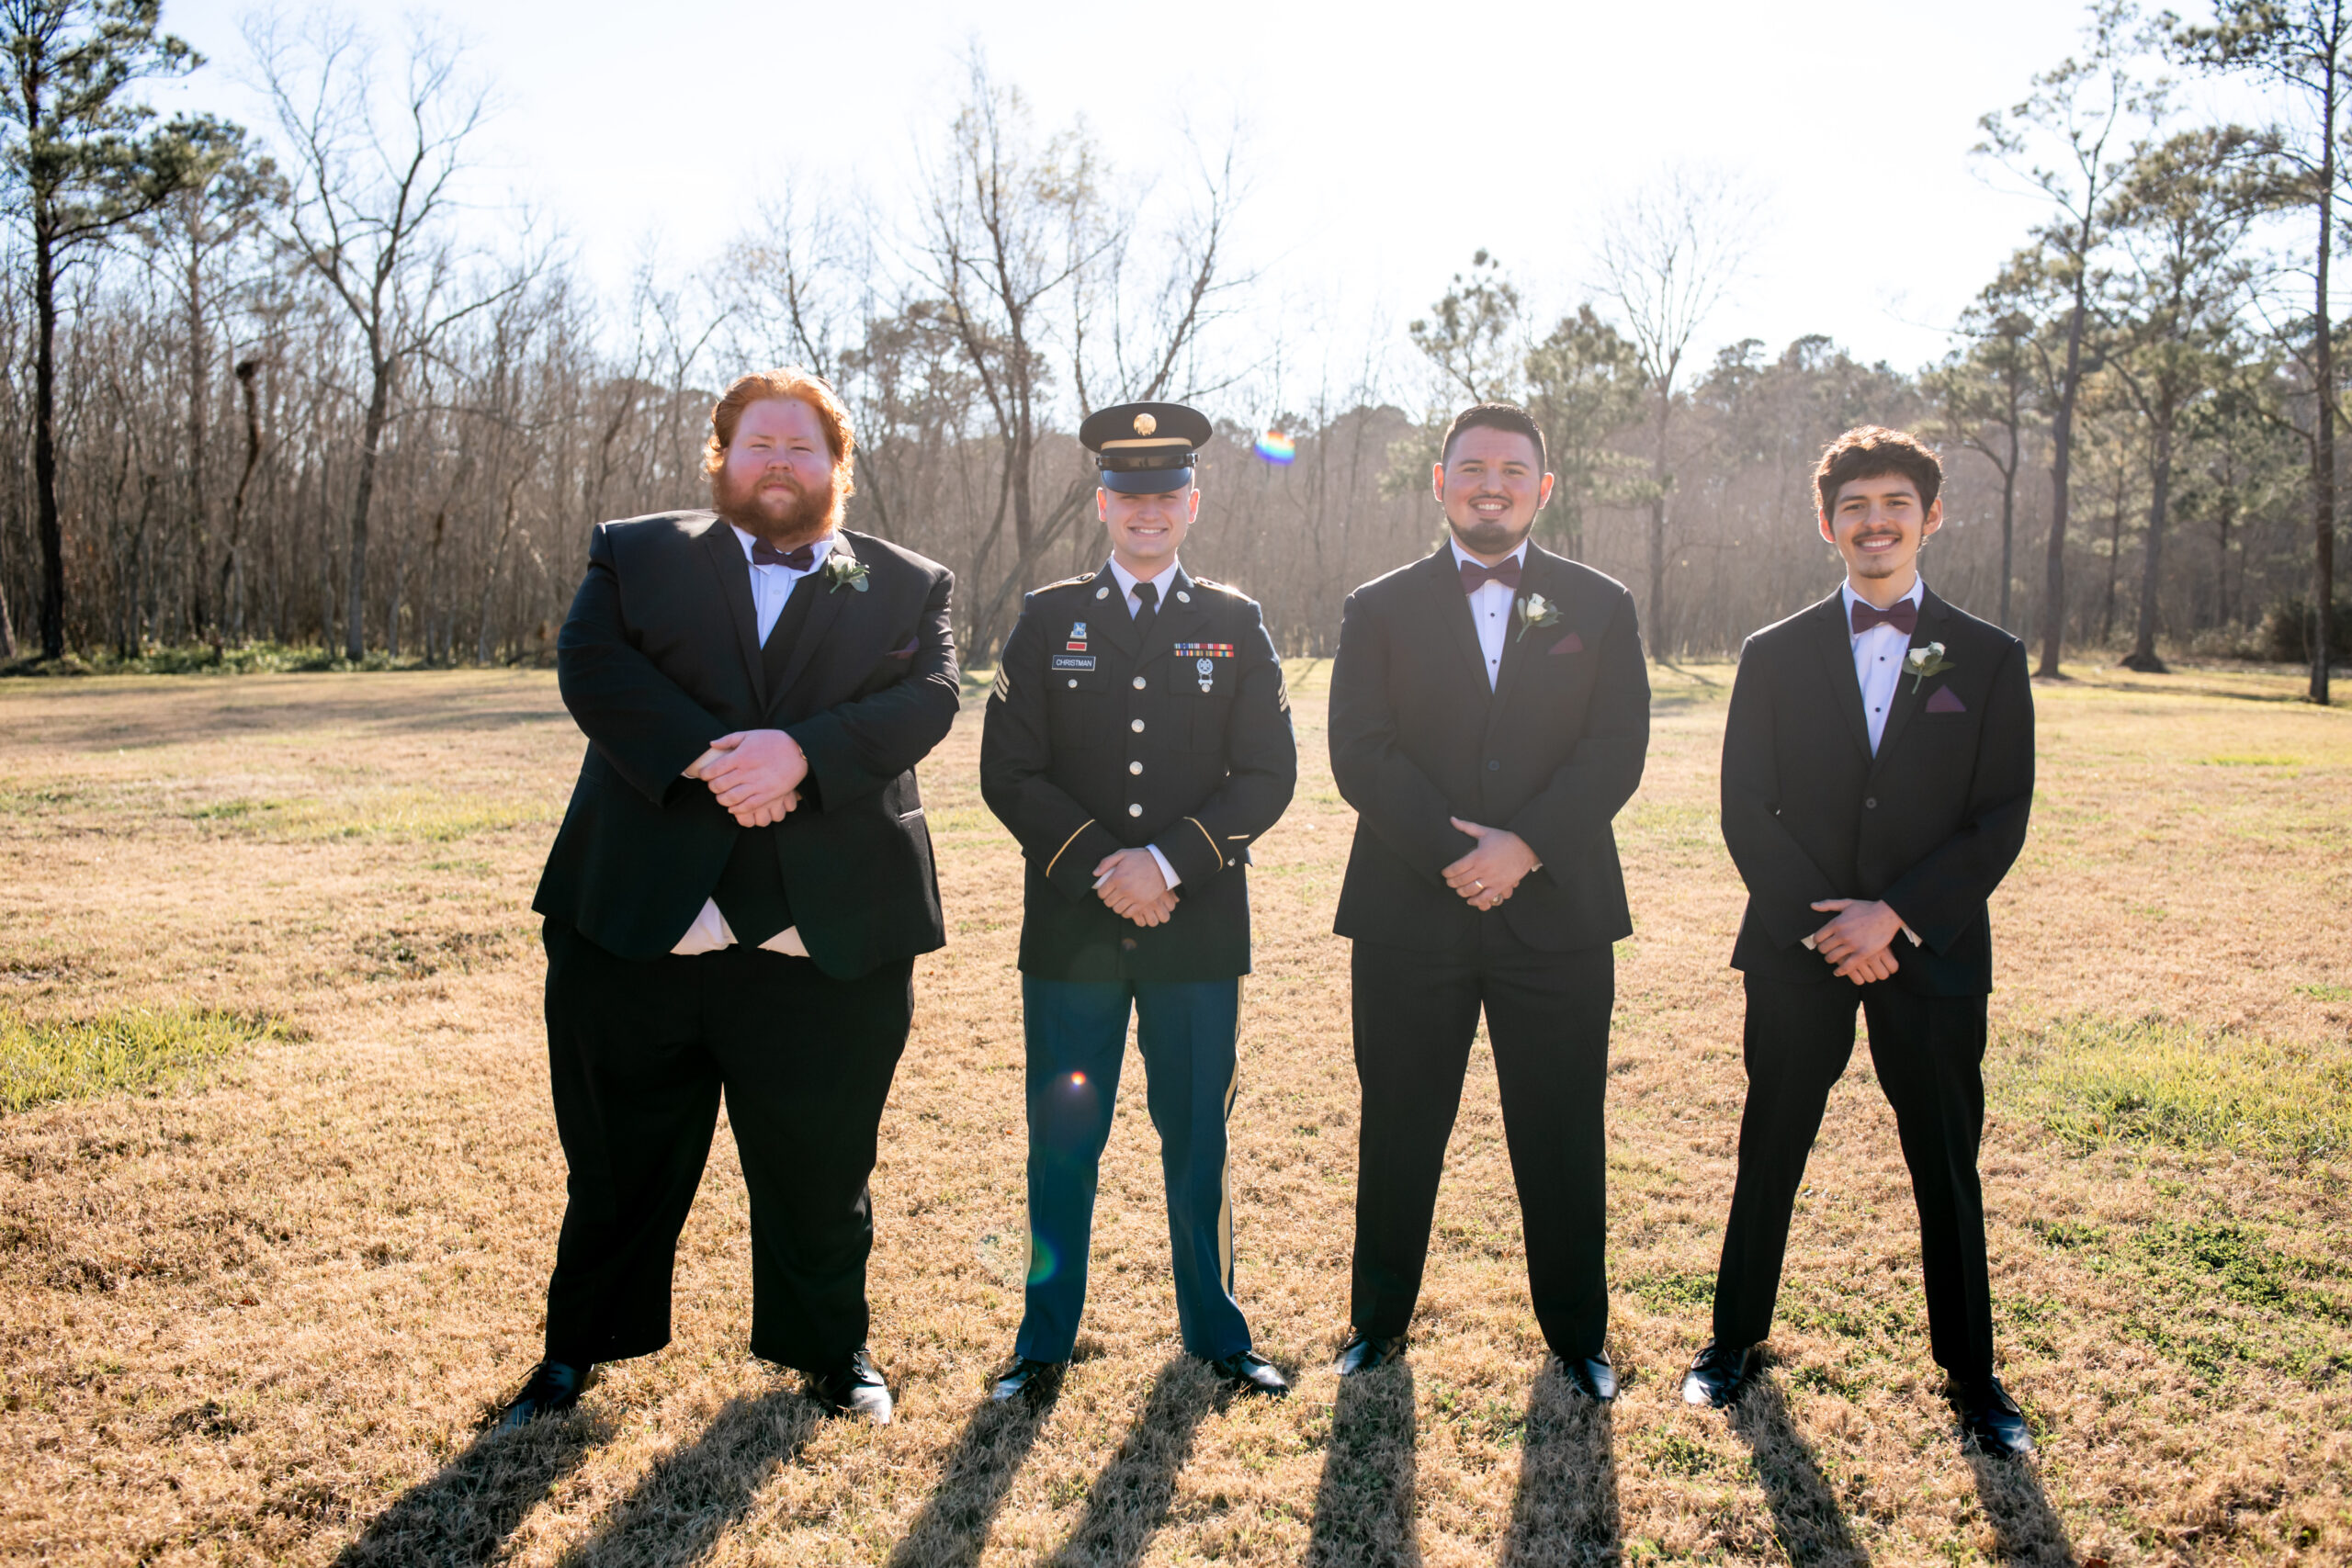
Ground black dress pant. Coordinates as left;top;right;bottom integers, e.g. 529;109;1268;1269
1712;973;1994;1381
1349;921;1614;1359
540;919;913;1372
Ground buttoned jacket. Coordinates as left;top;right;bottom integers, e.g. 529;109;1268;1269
980;563;1297;981
1722;585;2033;995
1329;541;1650;953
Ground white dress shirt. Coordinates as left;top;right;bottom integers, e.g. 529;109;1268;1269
1102;555;1183;891
1844;574;1924;756
1803;571;1924;955
1452;536;1528;692
670;526;839;957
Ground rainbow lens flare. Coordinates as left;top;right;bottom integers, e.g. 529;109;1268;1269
1254;430;1296;465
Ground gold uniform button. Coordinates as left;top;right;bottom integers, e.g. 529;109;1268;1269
1131;718;1146;732
1129;761;1143;774
1132;676;1147;690
1127;803;1143;817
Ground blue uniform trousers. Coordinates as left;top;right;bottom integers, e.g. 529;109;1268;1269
1014;976;1252;1362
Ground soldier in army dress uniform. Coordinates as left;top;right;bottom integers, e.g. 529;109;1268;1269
978;401;1297;1401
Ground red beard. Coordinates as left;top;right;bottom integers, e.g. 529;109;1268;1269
714;464;838;541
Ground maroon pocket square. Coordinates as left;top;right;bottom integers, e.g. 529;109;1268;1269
1547;631;1584;656
1924;685;1966;714
884;638;918;659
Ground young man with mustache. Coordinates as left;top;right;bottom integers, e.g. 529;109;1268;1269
979;401;1297;1403
1680;425;2036;1457
503;368;959;1427
1325;402;1650;1399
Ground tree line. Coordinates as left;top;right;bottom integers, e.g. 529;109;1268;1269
0;0;2343;702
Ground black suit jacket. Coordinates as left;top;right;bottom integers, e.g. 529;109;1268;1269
1722;585;2033;995
1329;542;1650;953
980;563;1296;981
532;512;960;977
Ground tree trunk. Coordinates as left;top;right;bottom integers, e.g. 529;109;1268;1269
2124;417;2172;671
2041;247;2092;679
33;220;64;660
185;241;209;643
2102;482;2123;647
1647;389;1668;653
219;358;262;646
2313;62;2338;705
1998;408;2018;632
345;354;391;661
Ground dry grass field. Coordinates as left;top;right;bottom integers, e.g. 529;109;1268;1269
1;656;2347;1566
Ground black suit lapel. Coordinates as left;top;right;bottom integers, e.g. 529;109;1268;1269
1808;590;1871;762
768;531;858;711
1486;545;1553;725
1869;589;1948;772
1420;547;1489;697
1088;563;1144;660
697;518;767;709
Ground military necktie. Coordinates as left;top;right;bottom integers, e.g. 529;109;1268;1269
1131;579;1159;641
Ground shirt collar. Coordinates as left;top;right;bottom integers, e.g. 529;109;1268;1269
731;524;836;570
1841;572;1924;624
1107;557;1180;598
1449;536;1530;574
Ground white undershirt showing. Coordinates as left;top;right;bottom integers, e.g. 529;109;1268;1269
669;526;840;958
1451;536;1528;692
1102;555;1182;891
1804;571;1926;955
1844;573;1923;756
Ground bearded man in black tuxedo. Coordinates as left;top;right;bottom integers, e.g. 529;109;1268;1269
501;368;959;1427
1326;402;1650;1400
1679;425;2036;1458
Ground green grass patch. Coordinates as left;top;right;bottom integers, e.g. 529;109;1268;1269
1625;1269;1716;1313
2297;983;2352;1003
2197;753;2305;767
0;1007;287;1114
1993;1015;2352;1162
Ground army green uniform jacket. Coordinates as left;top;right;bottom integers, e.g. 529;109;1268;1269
980;563;1296;981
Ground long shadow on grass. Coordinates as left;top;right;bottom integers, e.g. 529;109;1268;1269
333;1408;605;1567
1966;1447;2077;1566
1042;1357;1222;1568
551;1387;819;1568
883;1394;1051;1568
1499;1362;1617;1567
1305;1361;1419;1567
1728;1378;1871;1567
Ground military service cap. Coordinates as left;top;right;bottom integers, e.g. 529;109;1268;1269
1080;401;1213;494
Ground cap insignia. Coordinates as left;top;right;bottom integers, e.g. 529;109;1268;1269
1133;412;1157;436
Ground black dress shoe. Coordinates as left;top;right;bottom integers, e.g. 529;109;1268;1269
808;1348;893;1424
1680;1341;1761;1408
1953;1375;2034;1457
496;1359;594;1430
1555;1352;1617;1403
1334;1329;1406;1377
989;1357;1066;1404
1209;1350;1290;1396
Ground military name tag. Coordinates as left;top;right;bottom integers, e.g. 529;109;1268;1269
1052;654;1097;671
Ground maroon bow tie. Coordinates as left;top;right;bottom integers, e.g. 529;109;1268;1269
1459;556;1521;594
1849;597;1917;637
751;541;817;571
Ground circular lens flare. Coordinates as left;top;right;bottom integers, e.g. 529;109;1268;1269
1025;1234;1058;1285
1254;430;1295;465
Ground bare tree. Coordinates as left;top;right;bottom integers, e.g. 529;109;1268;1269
1594;162;1758;653
1977;0;2162;678
247;8;514;660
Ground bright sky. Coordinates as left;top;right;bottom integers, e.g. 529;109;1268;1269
150;0;2206;412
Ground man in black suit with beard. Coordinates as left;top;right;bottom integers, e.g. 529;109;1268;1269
500;368;960;1428
1326;402;1650;1400
1679;425;2036;1458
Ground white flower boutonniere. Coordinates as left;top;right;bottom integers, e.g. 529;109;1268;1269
1904;641;1954;693
820;551;870;593
1513;590;1562;644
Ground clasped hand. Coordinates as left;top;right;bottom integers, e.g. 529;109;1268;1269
1094;847;1178;928
1442;818;1539;911
1809;897;1904;986
684;729;808;828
